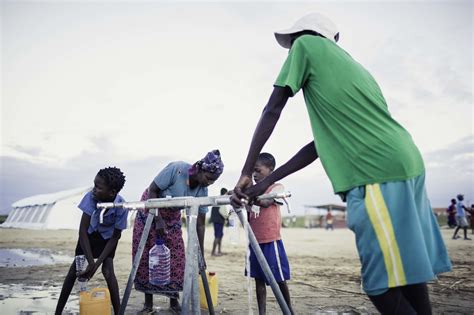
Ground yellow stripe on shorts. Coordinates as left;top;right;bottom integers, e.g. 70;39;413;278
365;184;406;287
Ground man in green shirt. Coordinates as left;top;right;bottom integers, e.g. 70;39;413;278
231;13;451;314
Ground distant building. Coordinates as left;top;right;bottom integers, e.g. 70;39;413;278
432;207;447;217
303;204;346;229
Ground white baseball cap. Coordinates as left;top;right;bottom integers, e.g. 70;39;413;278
274;13;339;48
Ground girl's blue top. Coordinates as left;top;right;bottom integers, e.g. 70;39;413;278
78;191;127;239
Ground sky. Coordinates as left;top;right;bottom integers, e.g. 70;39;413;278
1;0;473;216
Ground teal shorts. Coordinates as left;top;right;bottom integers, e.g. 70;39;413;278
346;173;452;295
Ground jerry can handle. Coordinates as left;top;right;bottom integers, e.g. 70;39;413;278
91;288;109;299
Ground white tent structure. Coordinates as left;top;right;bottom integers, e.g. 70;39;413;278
2;186;92;230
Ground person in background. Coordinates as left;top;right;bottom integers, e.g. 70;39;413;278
55;167;127;315
230;12;451;314
210;187;229;256
246;152;294;315
132;150;224;313
452;194;471;240
469;204;474;234
325;210;334;230
447;199;457;228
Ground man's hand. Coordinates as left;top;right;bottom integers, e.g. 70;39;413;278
230;175;253;208
243;179;271;201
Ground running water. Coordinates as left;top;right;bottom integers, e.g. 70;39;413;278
243;215;254;315
228;212;240;245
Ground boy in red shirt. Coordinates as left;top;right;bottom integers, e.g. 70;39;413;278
247;152;293;315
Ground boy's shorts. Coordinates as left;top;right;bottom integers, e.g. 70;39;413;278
213;223;224;238
346;173;452;296
456;216;468;227
75;231;117;259
246;239;290;284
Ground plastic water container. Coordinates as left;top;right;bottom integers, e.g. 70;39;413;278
199;272;218;309
149;238;171;286
228;213;239;245
79;288;111;315
75;255;88;292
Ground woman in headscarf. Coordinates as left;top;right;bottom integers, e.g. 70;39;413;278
132;150;224;313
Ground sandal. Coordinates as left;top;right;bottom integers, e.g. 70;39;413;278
137;306;154;314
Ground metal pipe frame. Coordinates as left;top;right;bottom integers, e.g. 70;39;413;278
97;192;291;212
99;191;292;315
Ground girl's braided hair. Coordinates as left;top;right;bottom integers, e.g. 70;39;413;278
97;167;126;192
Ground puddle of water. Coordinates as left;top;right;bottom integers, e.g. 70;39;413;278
0;283;79;314
0;248;73;267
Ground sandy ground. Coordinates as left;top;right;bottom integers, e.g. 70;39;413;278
0;225;473;314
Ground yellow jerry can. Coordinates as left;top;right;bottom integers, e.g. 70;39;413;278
199;271;218;309
79;288;111;315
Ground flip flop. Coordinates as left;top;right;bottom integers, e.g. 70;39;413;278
137;306;154;315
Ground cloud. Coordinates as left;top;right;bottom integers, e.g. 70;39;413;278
3;1;472;165
0;156;81;215
2;135;473;216
423;136;474;206
0;134;176;214
1;1;473;215
6;144;42;158
424;136;474;171
0;152;338;216
0;134;336;216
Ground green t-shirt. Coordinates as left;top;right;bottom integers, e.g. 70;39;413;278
275;35;424;194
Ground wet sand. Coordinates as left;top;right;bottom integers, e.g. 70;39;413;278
0;226;472;314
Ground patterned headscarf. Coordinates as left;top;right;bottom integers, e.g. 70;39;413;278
188;149;224;176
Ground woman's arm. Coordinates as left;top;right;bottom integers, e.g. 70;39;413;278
148;181;167;238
